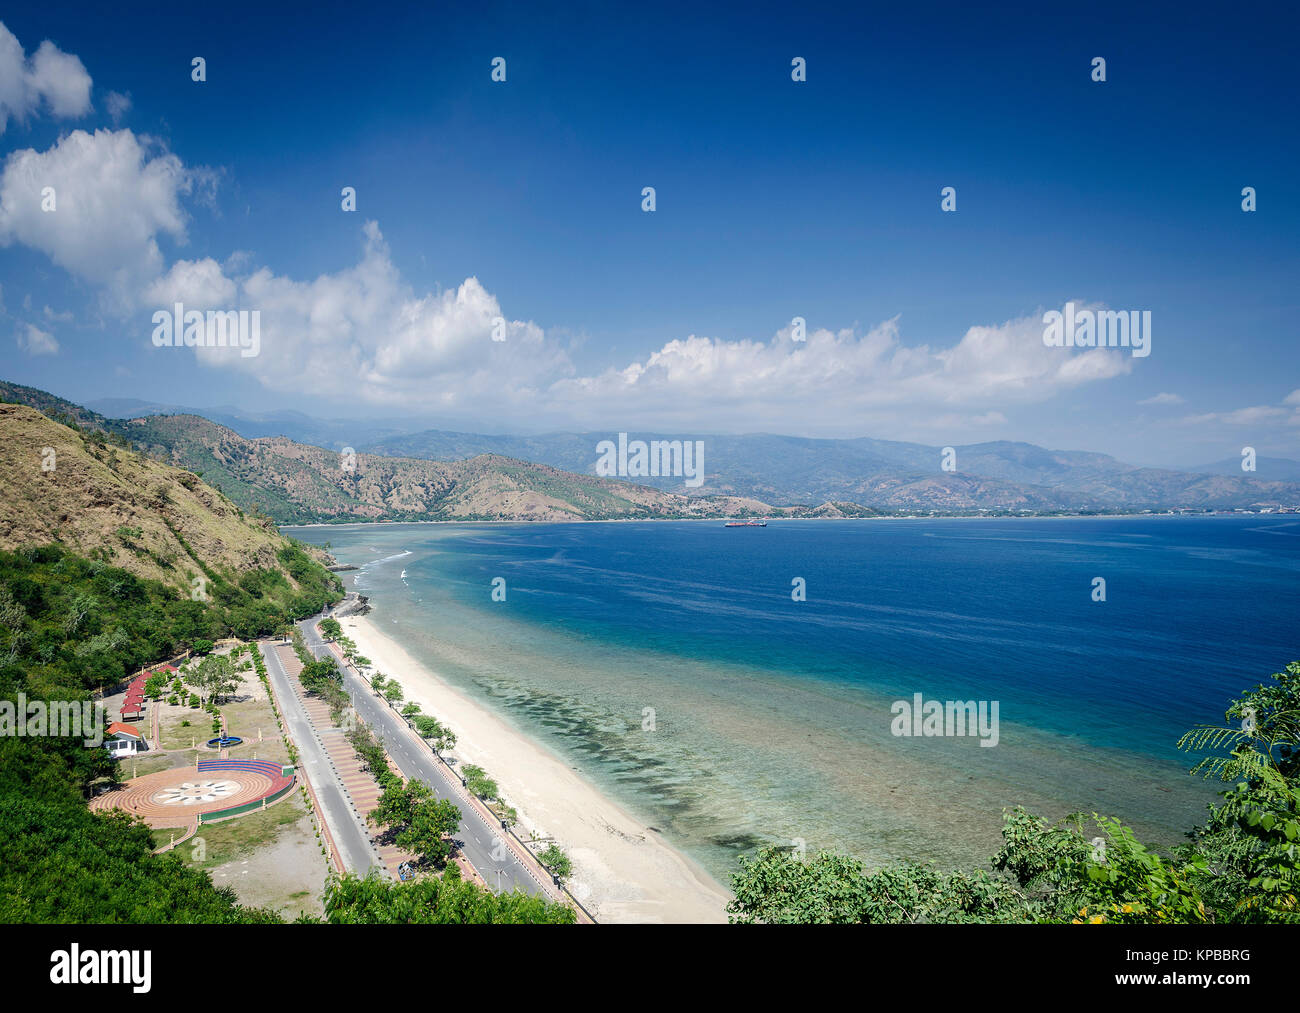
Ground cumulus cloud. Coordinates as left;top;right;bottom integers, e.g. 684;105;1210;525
16;321;57;355
0;128;196;310
133;217;1129;434
543;310;1130;433
1139;392;1184;405
142;222;571;406
0;23;92;133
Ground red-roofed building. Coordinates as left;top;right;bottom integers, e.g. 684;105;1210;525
105;722;147;757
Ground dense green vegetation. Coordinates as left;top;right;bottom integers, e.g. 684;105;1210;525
0;543;312;922
321;866;576;924
0;539;345;922
0;544;339;701
728;661;1300;924
0;541;579;923
0;787;283;923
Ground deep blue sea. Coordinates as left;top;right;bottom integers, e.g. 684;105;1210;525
293;516;1300;883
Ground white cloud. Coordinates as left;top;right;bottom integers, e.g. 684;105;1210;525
0;128;196;310
16;321;57;355
1180;405;1294;426
154;222;571;401
1283;389;1300;407
142;224;1130;436
104;90;130;123
144;256;236;308
0;23;92;134
1139;392;1184;405
543;310;1130;433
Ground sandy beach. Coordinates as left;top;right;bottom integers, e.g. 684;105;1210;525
338;611;732;923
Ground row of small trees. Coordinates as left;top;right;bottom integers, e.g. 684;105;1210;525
333;620;576;889
343;721;460;870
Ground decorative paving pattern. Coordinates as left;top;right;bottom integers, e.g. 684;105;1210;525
89;766;276;829
152;779;241;805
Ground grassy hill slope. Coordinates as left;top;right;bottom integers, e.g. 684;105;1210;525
0;404;337;593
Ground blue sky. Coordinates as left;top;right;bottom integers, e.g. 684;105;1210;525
0;1;1297;467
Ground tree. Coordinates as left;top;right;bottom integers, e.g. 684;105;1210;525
461;764;497;801
537;844;573;883
189;653;239;705
1175;660;1300;923
0;584;28;665
383;681;404;707
143;672;168;699
413;715;458;754
433;727;457;754
321;869;575;924
191;638;213;655
369;778;432;837
395;798;461;868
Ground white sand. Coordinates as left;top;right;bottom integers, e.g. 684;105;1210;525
339;612;731;923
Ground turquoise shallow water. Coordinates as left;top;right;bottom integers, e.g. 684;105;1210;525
292;516;1300;885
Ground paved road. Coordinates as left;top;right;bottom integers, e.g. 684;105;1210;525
260;640;379;876
298;618;550;898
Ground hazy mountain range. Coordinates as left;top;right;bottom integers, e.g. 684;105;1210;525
2;385;1294;519
5;383;780;524
359;429;1300;509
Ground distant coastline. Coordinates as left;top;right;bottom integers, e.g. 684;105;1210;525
284;509;1280;531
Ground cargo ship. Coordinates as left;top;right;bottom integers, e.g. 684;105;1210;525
723;519;767;527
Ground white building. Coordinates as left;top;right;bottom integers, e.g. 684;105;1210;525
105;722;147;757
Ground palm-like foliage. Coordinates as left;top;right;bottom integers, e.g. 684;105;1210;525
1177;662;1300;923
